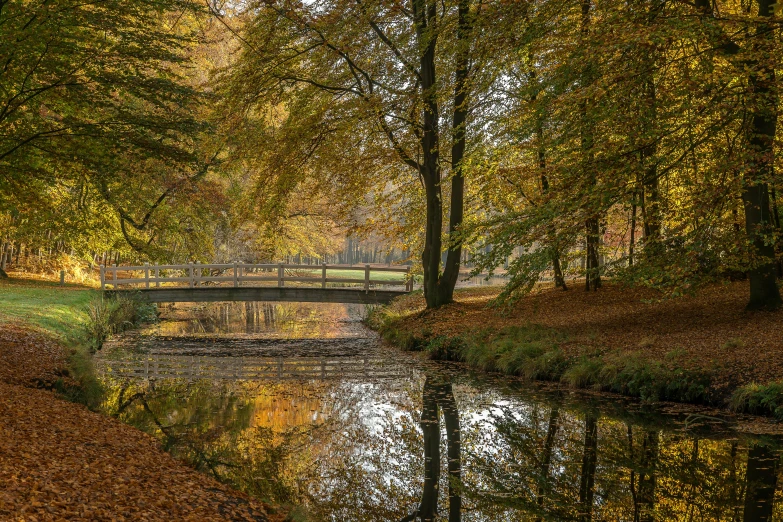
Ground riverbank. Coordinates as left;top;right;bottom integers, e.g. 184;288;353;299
0;277;282;520
369;281;783;417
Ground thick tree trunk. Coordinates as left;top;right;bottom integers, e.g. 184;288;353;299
743;444;778;522
434;0;471;307
581;0;601;292
743;0;781;310
414;0;447;310
639;1;662;256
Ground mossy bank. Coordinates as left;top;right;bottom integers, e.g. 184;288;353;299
367;284;783;419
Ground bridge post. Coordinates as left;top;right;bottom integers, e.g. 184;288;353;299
278;263;284;287
100;265;105;290
406;268;413;292
144;262;150;289
233;262;238;287
111;264;116;289
322;263;327;288
195;261;200;287
364;264;370;292
188;262;194;288
155;266;160;288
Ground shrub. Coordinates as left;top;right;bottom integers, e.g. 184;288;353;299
85;293;156;350
730;382;783;419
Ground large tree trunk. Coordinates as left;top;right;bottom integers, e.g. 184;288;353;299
581;0;601;292
639;0;662;256
743;444;779;521
743;0;781;310
434;0;471;307
415;0;445;310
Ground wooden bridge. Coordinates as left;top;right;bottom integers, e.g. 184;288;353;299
100;263;412;304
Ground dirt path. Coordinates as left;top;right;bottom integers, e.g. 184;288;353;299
0;326;282;521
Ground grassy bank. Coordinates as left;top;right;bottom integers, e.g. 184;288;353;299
368;283;783;418
0;277;154;407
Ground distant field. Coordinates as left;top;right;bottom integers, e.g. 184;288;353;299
287;267;408;283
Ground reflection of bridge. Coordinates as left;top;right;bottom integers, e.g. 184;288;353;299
101;263;412;304
98;354;410;381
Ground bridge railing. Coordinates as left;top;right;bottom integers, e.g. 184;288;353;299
100;263;413;292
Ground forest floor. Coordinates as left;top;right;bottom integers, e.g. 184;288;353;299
0;277;285;521
372;281;783;413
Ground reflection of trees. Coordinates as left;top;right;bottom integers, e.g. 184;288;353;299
403;375;462;522
462;399;783;522
743;443;779;522
578;412;599;522
99;360;783;522
628;426;659;522
104;378;345;505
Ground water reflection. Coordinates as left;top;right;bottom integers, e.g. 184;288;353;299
97;302;783;521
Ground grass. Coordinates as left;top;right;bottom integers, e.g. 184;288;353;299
0;279;96;338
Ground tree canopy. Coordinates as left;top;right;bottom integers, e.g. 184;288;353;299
1;0;782;309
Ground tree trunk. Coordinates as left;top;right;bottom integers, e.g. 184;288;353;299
434;0;471;307
743;0;781;310
629;188;638;266
415;0;446;310
581;0;601;292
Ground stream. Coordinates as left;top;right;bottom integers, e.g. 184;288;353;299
96;301;783;521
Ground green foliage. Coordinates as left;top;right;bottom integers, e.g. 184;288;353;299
561;353;712;403
729;382;783;419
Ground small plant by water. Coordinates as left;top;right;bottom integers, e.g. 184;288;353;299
85;293;156;351
730;382;783;419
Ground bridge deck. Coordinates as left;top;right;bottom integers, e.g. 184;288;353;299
101;262;412;303
108;286;406;304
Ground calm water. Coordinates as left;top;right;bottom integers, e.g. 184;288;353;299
96;302;783;521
